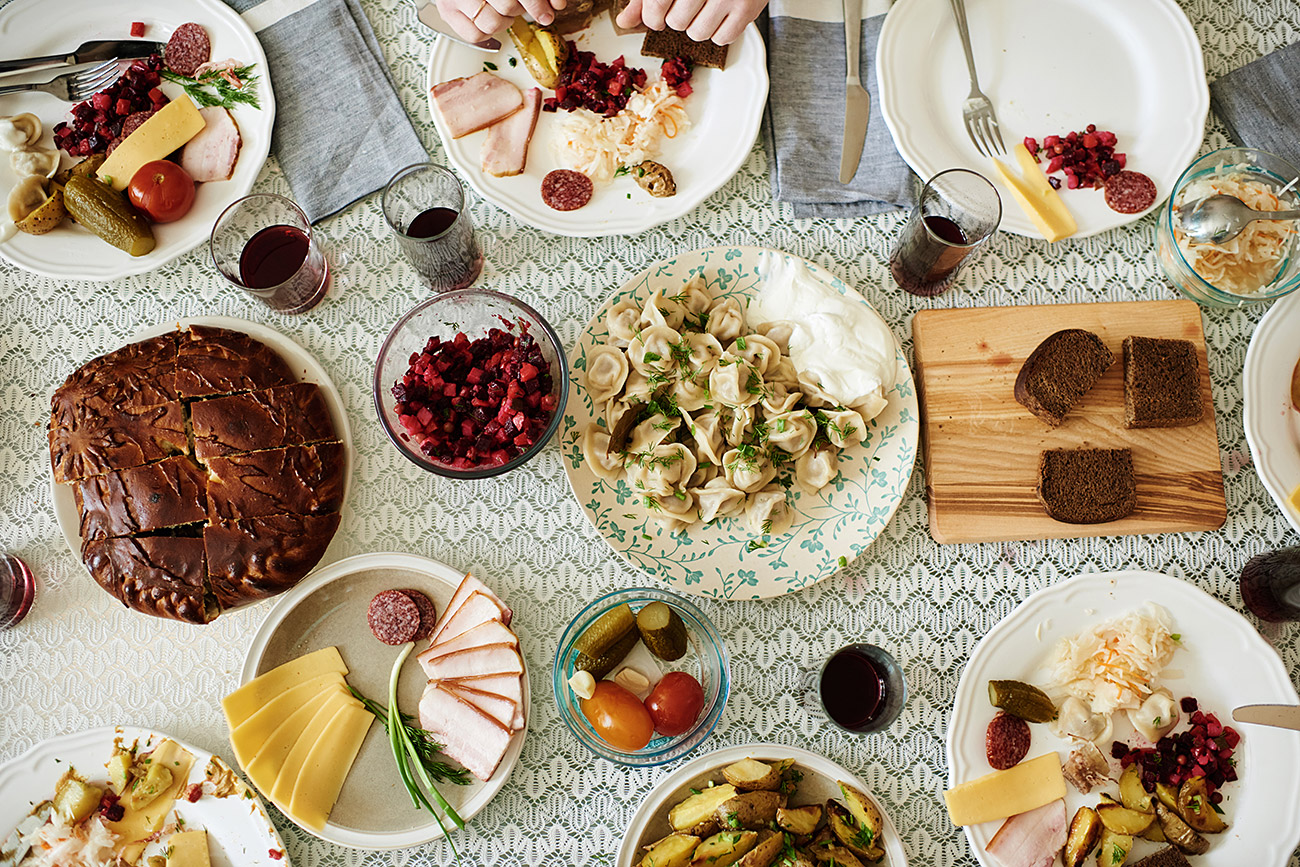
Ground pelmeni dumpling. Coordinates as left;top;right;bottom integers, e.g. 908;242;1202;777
582;425;626;482
820;407;867;449
647;488;697;535
727;334;782;376
677;275;714;319
7;176;46;222
673;375;709;412
585;345;629;405
10;147;58;179
627;325;680;376
684;331;723;373
640;287;686;331
723;405;753;446
682;409;725;467
761;384;802;416
627;443;696;497
606;298;642;346
723;447;776;493
604;399;638;437
709;357;761;408
851;390;890;423
0;113;40;151
706;296;745;343
627;413;679;454
756;320;796;354
744;485;794;536
794;447;837;495
767;356;800;391
766;409;817;459
693;476;746;524
622;368;653;404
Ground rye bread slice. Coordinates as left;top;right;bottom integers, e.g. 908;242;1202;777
641;28;728;69
1015;329;1115;427
1123;335;1202;428
1036;448;1136;523
1130;847;1192;867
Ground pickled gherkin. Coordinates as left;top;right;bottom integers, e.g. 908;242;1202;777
62;174;155;257
574;627;639;680
573;603;636;659
636;601;688;661
987;679;1057;723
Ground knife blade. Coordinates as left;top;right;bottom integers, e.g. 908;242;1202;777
1232;704;1300;731
839;0;869;184
415;0;503;52
0;40;163;76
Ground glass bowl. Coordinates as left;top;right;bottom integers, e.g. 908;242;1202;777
1158;147;1300;307
373;289;567;479
553;588;730;767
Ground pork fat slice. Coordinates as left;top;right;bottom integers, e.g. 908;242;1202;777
481;87;541;177
433;573;513;640
986;799;1067;867
444;681;523;732
421;642;523;680
418;684;513;781
430;591;507;647
422;620;518;660
432;72;523;139
180;107;241;182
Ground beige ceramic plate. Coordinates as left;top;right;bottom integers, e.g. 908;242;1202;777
240;552;529;849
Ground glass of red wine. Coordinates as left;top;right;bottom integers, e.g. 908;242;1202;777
382;163;484;293
1;553;36;629
1240;547;1300;622
814;643;906;734
210;194;330;314
889;169;1001;297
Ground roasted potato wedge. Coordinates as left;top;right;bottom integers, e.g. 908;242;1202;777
670;784;738;832
1096;802;1154;835
826;800;879;858
686;818;721;840
836;782;884;849
691;831;757;867
716;791;782;831
1118;765;1154;814
1096;828;1133;867
640;834;700;867
16;186;66;235
723;758;782;791
811;844;867;867
777;804;823;838
1154;803;1209;856
1139;822;1167;844
507;19;568;89
1176;778;1227;833
737;830;784;867
52;774;103;825
1155;783;1180;812
1064;806;1102;867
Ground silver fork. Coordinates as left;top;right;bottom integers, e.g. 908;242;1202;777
948;0;1005;158
0;60;121;102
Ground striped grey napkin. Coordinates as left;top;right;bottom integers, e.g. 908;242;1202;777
762;1;916;218
224;0;427;222
1209;41;1300;170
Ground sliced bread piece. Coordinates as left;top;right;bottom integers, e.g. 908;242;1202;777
1123;336;1202;428
1014;329;1115;427
1036;448;1136;524
1130;847;1192;867
641;28;729;69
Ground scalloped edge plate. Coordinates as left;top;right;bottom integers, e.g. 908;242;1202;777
1242;289;1300;534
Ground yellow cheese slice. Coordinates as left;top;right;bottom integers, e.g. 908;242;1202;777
165;829;211;867
1289;484;1299;511
222;646;348;728
990;144;1078;243
229;672;347;768
105;738;194;864
243;685;351;799
943;752;1067;826
269;696;351;808
288;702;373;831
96;96;206;191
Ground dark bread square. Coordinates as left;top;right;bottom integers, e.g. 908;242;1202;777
1036;448;1136;524
1130;847;1191;867
641;27;728;69
83;536;215;624
49;399;188;483
175;325;295;398
1014;329;1115;427
74;455;208;541
204;441;345;521
204;512;340;608
190;382;335;459
1123;336;1202;429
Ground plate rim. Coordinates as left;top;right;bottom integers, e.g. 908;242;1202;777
1242;290;1300;533
875;0;1208;239
239;550;530;850
0;0;275;280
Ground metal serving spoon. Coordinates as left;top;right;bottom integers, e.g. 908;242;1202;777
1176;193;1300;245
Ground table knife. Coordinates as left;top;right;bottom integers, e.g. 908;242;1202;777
838;0;870;184
1232;704;1300;731
415;0;503;52
0;40;163;76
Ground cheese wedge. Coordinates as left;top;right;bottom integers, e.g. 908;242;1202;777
96;96;207;191
165;829;211;867
222;646;348;728
242;684;348;791
990;144;1078;243
287;702;373;830
270;697;348;808
229;672;347;767
943;752;1067;826
105;738;194;864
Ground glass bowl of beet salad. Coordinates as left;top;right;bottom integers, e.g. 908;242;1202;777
374;290;567;478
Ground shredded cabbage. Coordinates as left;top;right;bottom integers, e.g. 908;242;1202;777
553;81;690;182
19;814;119;867
1046;604;1178;716
1174;170;1297;295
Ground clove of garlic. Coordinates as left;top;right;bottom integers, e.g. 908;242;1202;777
613;667;651;694
568;669;596;700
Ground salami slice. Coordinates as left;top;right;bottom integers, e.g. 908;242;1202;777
165;23;211;77
399;588;438;641
1103;170;1156;215
541;169;593;212
368;589;422;645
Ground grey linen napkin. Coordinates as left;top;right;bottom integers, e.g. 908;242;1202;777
224;0;427;223
761;10;916;219
1209;41;1300;169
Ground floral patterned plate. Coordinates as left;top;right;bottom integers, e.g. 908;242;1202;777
560;246;918;600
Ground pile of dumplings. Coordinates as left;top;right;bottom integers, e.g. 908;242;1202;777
581;275;888;538
2;113;61;239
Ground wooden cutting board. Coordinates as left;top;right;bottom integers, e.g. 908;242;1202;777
911;300;1226;544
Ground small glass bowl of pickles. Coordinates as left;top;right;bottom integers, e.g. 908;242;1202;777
552;588;730;767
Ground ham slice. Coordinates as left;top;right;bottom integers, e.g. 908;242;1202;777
446;672;525;730
444;681;523;732
432;591;507;646
481;87;541;177
433;574;513;638
422;642;523;680
432;73;523;139
180;107;241;182
422;620;518;660
986;799;1068;867
418;683;513;781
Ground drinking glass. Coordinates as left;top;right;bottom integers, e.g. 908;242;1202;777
382;163;484;293
1240;547;1300;622
1;553;35;629
890;168;1001;297
803;643;906;734
210;194;330;314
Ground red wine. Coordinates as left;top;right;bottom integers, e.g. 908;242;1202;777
0;554;35;629
890;214;974;297
820;646;888;730
925;214;967;245
1240;548;1300;622
240;224;310;289
407;207;461;239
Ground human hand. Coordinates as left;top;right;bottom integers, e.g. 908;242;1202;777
616;0;767;45
436;0;568;43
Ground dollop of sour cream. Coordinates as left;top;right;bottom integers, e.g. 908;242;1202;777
747;252;898;412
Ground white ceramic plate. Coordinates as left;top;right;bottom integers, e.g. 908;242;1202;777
616;743;909;867
1243;290;1300;534
50;316;354;597
0;0;274;280
561;245;919;599
0;725;286;866
876;0;1207;239
947;571;1300;867
426;18;768;236
240;552;529;849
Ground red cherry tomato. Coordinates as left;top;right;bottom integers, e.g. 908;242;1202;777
580;681;654;751
644;671;705;737
127;160;196;223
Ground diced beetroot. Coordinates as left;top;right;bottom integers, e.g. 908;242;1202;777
130;21;146;37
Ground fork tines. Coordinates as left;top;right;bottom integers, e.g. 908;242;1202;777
69;59;122;101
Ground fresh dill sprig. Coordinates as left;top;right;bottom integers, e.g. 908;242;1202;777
162;64;261;110
349;686;472;787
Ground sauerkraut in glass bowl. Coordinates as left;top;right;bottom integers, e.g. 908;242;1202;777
1159;147;1300;307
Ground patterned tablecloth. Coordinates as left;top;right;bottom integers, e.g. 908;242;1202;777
2;1;1299;865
